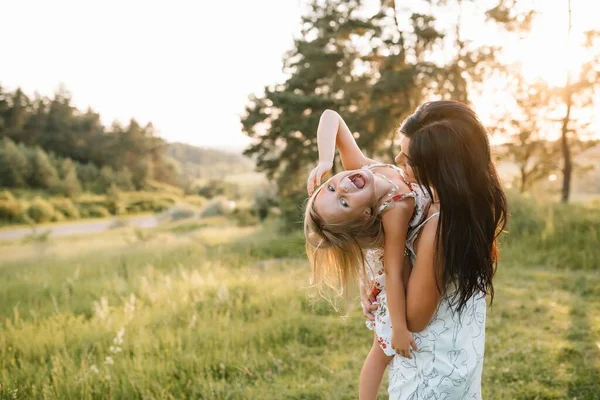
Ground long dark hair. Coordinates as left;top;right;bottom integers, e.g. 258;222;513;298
400;100;508;312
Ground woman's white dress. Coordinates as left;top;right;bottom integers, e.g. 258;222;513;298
386;218;487;399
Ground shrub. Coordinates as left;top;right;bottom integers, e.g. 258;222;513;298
0;199;27;223
50;198;80;219
232;207;259;227
26;197;56;223
82;205;111;218
0;191;16;201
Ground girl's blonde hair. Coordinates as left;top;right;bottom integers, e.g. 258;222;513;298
303;185;385;308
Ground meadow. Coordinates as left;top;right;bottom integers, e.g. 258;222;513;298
0;195;599;399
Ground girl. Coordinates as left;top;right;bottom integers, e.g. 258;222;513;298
304;109;429;399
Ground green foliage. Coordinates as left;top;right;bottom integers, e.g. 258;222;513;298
81;205;111;218
25;196;56;223
55;158;82;197
50;197;80;219
502;192;600;270
241;0;502;225
232;207;260;227
197;179;240;200
0;190;15;201
0;137;28;187
0;198;26;223
124;195;174;214
28;147;59;189
0;86;211;196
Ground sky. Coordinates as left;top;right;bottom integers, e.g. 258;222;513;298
1;0;598;151
1;0;305;150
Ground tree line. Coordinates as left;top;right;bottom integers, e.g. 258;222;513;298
0;85;177;195
241;0;600;221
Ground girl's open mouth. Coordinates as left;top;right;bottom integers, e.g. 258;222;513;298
349;173;366;189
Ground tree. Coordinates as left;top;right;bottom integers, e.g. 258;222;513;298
131;155;154;190
554;1;600;202
0;137;29;187
56;158;82;197
3;88;30;139
29;147;59;189
241;0;509;226
493;76;560;192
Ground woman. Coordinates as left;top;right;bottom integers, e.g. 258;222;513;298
361;100;508;398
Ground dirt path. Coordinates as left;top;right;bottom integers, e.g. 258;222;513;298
0;215;159;240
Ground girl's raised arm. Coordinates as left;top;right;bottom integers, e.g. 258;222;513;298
307;110;379;195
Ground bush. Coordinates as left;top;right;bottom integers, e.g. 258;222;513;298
0;191;16;201
50;198;80;219
81;205;111;218
0;199;27;223
232;207;259;227
26;197;56;223
126;198;173;213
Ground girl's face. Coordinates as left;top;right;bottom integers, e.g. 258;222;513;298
314;168;378;224
395;135;417;183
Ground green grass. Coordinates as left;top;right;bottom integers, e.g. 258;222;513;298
0;200;599;399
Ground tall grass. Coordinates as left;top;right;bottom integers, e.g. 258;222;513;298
0;197;598;399
502;192;600;270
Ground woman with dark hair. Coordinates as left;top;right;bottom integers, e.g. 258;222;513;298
360;100;508;398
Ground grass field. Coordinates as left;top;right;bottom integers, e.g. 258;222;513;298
0;196;599;399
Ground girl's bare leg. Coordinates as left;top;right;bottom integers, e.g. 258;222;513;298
359;334;393;400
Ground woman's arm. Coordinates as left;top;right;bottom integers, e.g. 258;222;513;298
382;200;418;358
405;215;443;333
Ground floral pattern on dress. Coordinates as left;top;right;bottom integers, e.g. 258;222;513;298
364;173;431;357
387;292;487;400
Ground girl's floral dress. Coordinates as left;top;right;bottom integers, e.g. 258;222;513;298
364;179;431;356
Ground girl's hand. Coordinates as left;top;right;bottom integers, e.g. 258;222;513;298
391;328;418;359
307;161;333;196
359;280;378;321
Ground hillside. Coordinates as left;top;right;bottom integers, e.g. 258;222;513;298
166;142;255;181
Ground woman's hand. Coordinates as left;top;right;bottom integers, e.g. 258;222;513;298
307;161;333;196
391;327;418;359
359;279;378;321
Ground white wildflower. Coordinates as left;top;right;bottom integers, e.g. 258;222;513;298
109;328;125;354
90;364;99;374
109;345;122;354
104;356;114;365
93;297;110;320
124;294;136;315
114;328;125;345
